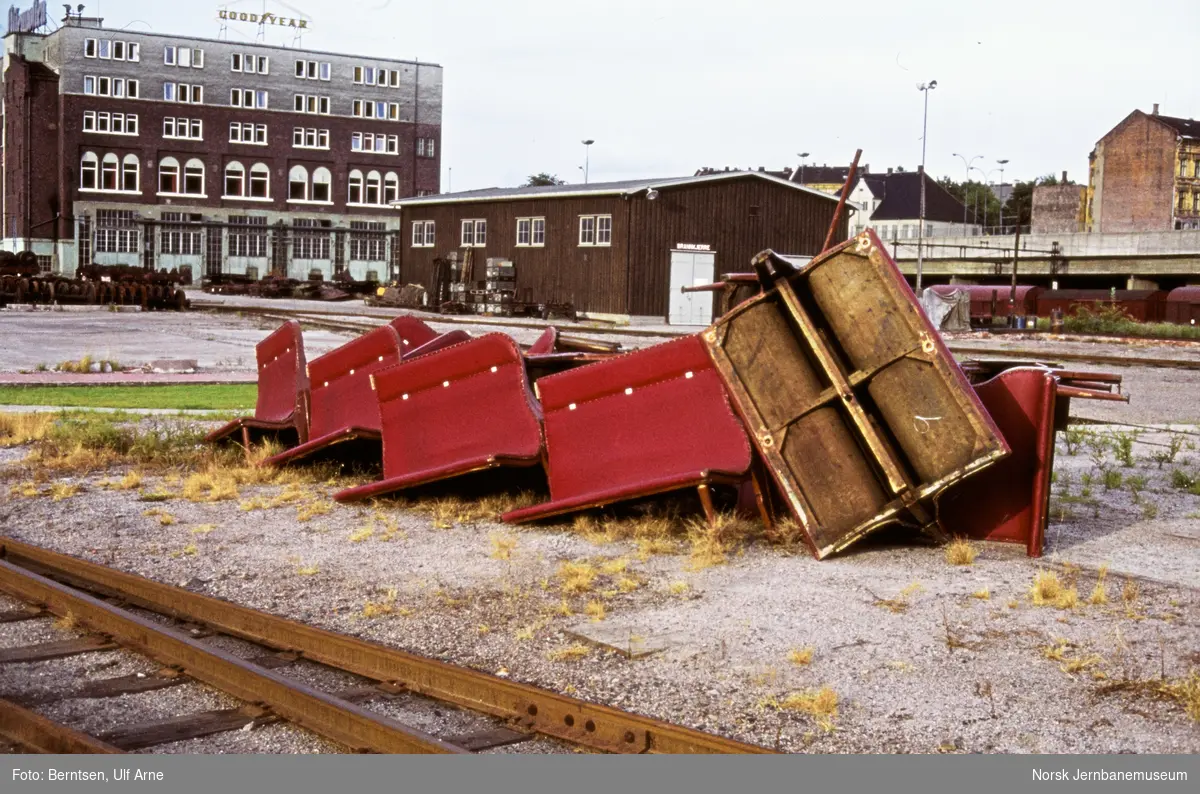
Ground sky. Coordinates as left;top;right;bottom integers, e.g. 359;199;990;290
35;0;1200;192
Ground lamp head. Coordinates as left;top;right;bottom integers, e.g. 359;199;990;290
582;139;594;146
646;189;660;201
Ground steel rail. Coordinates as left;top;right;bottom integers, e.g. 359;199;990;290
0;696;124;754
947;346;1200;371
0;559;466;755
0;537;771;754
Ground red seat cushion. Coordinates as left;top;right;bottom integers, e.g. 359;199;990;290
307;324;404;439
528;327;558;355
504;335;752;522
388;315;439;354
205;321;308;444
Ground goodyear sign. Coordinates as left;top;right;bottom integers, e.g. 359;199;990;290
7;0;47;34
218;8;309;28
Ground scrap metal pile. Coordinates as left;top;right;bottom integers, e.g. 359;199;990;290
207;229;1127;559
201;271;378;302
0;252;190;310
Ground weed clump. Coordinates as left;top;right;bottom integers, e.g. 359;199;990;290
779;688;839;732
788;647;814;666
1029;570;1078;609
944;537;978;566
489;531;518;560
547;643;590;662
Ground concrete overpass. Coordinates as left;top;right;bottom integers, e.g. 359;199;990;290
887;229;1200;289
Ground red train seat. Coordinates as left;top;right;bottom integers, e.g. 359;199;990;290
204;321;309;450
503;335;754;525
334;333;543;503
388;315;440;355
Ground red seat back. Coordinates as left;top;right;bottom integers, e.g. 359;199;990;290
388;315;439;355
307;325;404;438
536;335;752;502
528;327;558;355
374;334;543;481
254;321;308;424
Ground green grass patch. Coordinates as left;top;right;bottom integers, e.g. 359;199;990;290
0;384;256;411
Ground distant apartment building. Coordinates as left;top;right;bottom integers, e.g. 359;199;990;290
1031;172;1086;234
1087;104;1199;232
842;169;979;241
1;4;443;280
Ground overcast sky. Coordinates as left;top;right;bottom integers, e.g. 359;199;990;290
56;0;1200;191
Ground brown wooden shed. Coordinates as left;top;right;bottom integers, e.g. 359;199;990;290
395;171;844;323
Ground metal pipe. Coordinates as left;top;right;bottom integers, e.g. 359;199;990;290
916;80;937;292
821;149;862;253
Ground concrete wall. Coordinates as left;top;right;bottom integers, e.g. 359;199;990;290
1032;184;1085;233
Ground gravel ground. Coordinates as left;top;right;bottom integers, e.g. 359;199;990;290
2;417;1197;755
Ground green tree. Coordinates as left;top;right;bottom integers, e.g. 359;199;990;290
936;177;1002;227
523;173;566;187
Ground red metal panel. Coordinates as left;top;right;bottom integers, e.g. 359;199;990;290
334;334;544;503
388;316;440;353
503;335;753;524
204;321;309;445
936;368;1057;556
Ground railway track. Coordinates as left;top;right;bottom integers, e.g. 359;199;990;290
0;537;770;755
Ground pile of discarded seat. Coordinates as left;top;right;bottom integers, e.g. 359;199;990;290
206;231;1127;559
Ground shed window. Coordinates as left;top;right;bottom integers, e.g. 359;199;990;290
460;219;486;247
516;217;545;247
579;215;612;247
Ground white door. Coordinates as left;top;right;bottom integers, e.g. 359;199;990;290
668;250;715;325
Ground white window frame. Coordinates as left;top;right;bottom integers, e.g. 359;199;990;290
578;216;596;246
84;38;97;58
164;46;176;66
596;215;612;246
460;219;486;247
516;217;546;247
412;220;435;247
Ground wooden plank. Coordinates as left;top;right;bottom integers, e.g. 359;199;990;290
0;696;123;754
449;726;532;752
99;706;277;751
0;636;118;663
14;670;186;707
0;606;45;623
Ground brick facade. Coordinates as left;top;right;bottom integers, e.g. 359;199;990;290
1088;110;1184;233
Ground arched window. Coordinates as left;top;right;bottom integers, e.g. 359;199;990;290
80;152;99;190
183;158;205;195
224;161;245;197
383;172;399;205
347;169;364;204
365;170;382;205
249;163;270;199
101;153;119;191
288;165;309;200
121;154;139;192
159;157;180;194
311;167;331;202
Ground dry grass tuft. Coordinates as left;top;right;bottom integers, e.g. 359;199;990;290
489;531;518;560
552;598;573;617
789;647;814;666
556;561;599;594
1029;570;1078;609
944;537;978;566
116;470;143;490
182;472;240;503
685;512;758;571
764;517;808;550
142;508;177;526
1088;564;1110;605
296;564;320;576
584;600;607;622
547;643;590;662
296;500;333;522
636;537;680;560
349;526;375;543
599;557;628;576
971;588;991;600
875;582;924;614
780;687;839;731
53;611;79;631
668;580;690;595
0;413;55;447
361;588;411;618
190;524;217;536
616;575;640;594
9;481;39;498
514;625;536;641
49;483;80;501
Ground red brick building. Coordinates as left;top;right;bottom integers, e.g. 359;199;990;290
1;7;442;280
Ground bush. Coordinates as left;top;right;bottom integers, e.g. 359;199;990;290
1063;303;1200;340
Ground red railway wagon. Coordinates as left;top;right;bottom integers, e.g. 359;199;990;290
1035;290;1168;323
1165;287;1200;325
929;285;1041;325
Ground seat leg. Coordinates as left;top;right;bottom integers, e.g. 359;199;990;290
240;425;253;464
697;483;717;527
749;467;775;532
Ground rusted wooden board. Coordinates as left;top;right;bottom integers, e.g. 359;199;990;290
0;636;118;663
0;606;45;623
13;670;185;707
703;231;1009;559
99;705;277;751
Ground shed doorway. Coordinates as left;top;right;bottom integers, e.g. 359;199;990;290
668;249;716;325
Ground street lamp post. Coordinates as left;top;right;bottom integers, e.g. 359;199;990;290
797;152;810;185
916;80;937;293
952;153;983;231
581;139;595;185
996;158;1009;232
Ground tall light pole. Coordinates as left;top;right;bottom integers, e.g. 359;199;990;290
969;165;989;235
996;158;1009;232
581;139;595;185
981;167;1002;232
916;80;937;292
797;152;810;184
952;153;983;230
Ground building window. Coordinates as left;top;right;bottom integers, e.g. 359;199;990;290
294;218;332;259
84;75;138;98
516;217;545;247
349;221;387;261
224;161;245;197
311;167;332;202
293;94;331;115
579;216;595;246
231;53;269;74
411;221;435;247
86;39;139;61
84;38;96;57
182;159;205;195
84;111;139;135
293;127;330;149
460;219;486;247
229;215;267;258
288;165;309;201
158;157;180;194
164;46;204;68
383;173;399;204
230;88;267;109
348;170;364;204
229;122;268;145
80;152;98;190
353;66;401;87
249;163;270;198
122;154;139;192
294;59;332;80
99;153;119;191
597;215;612;245
416;138;436;158
364;171;382;205
160;212;202;255
94;209;141;254
351;132;400;155
163;117;202;140
165;82;203;104
351;100;401;120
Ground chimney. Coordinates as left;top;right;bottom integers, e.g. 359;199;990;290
887;167;893;175
1153;103;1159;115
1062;170;1068;183
758;166;765;173
782;166;793;177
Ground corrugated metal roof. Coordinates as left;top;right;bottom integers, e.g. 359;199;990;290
395;171;841;207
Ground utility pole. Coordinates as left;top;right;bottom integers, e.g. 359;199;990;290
996;158;1009;233
1009;206;1021;327
916;80;937;292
